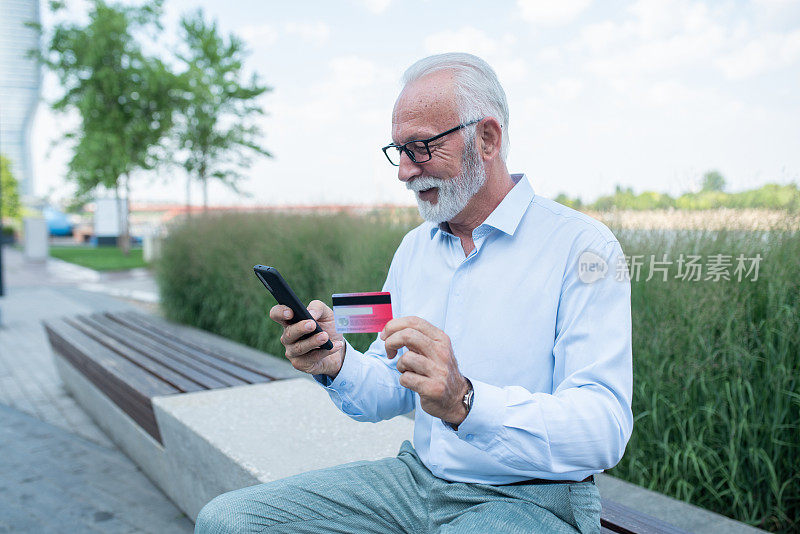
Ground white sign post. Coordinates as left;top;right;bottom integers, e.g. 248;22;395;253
94;197;126;246
23;217;48;261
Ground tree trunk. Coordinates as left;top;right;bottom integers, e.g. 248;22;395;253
202;174;208;213
186;174;192;219
120;173;131;256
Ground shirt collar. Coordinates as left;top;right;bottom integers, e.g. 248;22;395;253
428;173;534;240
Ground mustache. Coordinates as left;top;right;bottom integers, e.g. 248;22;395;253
406;176;447;192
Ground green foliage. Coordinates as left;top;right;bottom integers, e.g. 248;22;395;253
591;185;676;211
554;193;582;209
158;213;799;532
702;170;726;192
558;172;800;212
674;189;729;210
173;9;272;208
50;245;147;270
39;0;179;192
727;184;800;211
1;155;22;219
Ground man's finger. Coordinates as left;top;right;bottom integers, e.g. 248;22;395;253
281;319;320;345
398;371;430;394
269;305;293;326
284;328;330;357
381;316;441;343
307;300;328;321
385;328;432;359
396;351;435;377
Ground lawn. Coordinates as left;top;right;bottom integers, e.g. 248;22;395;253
50;245;148;271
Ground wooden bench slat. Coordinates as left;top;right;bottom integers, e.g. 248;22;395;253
45;319;180;398
43;319;179;442
115;311;275;382
108;312;274;384
601;499;689;534
86;314;243;389
67;316;206;394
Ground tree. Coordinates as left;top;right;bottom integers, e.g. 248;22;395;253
0;155;22;220
174;9;272;212
36;0;181;253
554;192;583;210
701;170;726;192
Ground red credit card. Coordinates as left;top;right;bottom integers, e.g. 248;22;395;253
331;292;392;333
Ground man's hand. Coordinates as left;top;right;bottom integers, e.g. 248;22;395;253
380;316;469;425
269;300;345;378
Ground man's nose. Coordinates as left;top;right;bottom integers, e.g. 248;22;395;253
397;151;422;182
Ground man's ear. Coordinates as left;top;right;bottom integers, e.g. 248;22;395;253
478;118;502;161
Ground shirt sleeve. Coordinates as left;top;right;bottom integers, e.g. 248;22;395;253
451;239;634;475
312;243;415;422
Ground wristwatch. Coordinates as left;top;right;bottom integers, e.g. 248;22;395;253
443;377;474;431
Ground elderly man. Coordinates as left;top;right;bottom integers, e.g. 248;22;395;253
195;53;632;533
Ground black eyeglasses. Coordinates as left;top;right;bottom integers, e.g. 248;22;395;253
381;118;482;166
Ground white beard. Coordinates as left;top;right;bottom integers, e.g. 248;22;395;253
406;139;487;224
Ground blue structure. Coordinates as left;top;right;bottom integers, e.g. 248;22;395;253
42;205;73;236
0;0;42;199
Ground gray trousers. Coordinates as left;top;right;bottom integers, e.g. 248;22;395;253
195;441;601;533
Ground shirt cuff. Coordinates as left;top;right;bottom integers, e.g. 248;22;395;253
312;339;363;391
452;379;506;449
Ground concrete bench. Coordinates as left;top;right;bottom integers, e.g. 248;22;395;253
44;311;688;532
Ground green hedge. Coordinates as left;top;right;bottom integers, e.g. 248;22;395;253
157;213;799;533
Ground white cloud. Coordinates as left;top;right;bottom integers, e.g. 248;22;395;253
545;78;583;101
425;27;504;56
517;0;592;26
571;0;800;85
537;46;562;62
423;27;527;83
238;23;279;46
239;22;330;48
579;0;731;79
283;21;330;44
360;0;392;14
716;29;800;79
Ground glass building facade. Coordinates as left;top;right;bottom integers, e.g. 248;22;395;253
0;0;41;198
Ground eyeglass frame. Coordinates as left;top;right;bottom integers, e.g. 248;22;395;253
381;118;483;166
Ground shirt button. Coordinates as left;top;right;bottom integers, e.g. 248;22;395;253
340;380;348;387
466;434;475;441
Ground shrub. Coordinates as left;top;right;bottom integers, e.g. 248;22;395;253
156;211;415;357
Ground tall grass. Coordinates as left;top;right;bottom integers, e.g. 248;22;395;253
157;212;799;532
610;227;799;533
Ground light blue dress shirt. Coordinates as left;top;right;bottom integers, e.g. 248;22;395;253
315;174;633;484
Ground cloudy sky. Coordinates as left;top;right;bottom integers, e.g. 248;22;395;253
32;0;800;207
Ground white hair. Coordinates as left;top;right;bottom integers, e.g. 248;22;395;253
402;53;510;160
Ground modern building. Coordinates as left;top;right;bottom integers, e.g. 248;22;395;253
0;0;41;198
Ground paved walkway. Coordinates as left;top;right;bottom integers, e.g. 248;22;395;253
0;246;157;445
0;246;191;532
0;404;193;533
